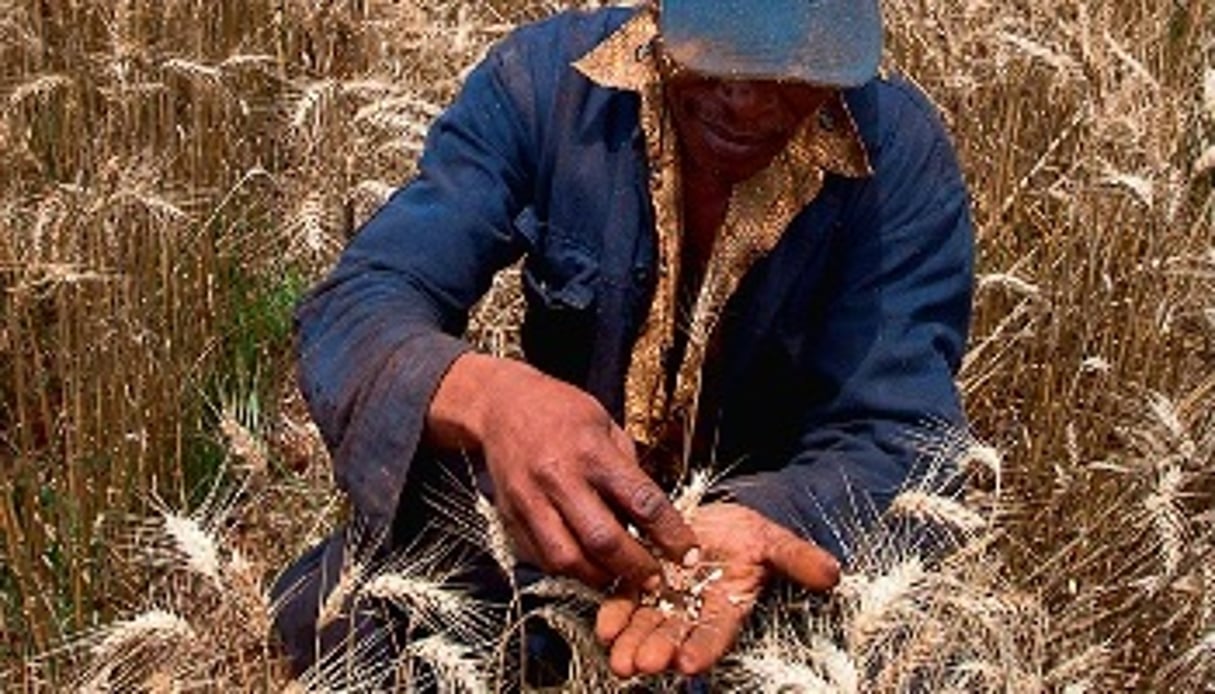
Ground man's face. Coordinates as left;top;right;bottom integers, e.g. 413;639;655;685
665;72;831;184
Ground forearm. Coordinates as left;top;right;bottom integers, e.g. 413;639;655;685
291;30;547;525
293;276;474;524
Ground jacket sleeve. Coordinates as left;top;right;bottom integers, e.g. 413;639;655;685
293;35;541;527
724;81;975;563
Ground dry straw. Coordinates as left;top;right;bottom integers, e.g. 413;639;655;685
4;0;1213;689
89;610;194;664
362;572;489;643
527;606;616;689
887;491;988;535
74;609;195;692
159;513;223;584
405;635;488;694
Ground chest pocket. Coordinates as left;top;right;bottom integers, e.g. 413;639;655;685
520;226;599;386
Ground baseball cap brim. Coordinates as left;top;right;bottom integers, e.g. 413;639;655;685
659;0;883;88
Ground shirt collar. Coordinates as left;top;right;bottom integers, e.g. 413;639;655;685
573;9;873;180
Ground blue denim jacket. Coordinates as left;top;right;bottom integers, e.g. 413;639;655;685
294;7;974;561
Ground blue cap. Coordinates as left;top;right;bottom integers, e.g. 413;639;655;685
660;0;883;87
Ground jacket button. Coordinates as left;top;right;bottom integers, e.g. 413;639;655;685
818;107;837;132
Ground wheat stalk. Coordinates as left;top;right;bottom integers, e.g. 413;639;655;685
672;467;719;517
528;605;616;690
291;627;395;694
522;577;604;606
90;610;194;662
730;651;836;693
888;491;987;534
218;395;270;476
839;558;927;651
161;57;223;83
977;272;1043;298
1046;644;1112;689
160;513;223;584
1143;392;1198;461
405;635;488;694
7;73;73;107
76;610;195;692
1143;465;1188;578
806;635;861;694
317;559;366;631
289;80;337;134
361;572;489;642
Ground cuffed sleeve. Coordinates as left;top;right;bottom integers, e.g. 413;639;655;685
725;80;975;563
294;35;542;527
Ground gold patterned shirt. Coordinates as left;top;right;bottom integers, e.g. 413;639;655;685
573;8;873;475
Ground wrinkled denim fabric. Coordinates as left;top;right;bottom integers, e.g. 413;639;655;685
275;6;974;678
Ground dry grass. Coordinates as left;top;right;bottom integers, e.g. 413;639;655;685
1;0;1212;690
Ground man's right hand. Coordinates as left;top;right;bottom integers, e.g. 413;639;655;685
426;353;699;590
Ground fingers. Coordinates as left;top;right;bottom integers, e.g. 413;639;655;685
592;507;842;680
595;592;637;644
507;491;612;588
597;592;686;676
550;480;663;590
596;443;699;568
503;516;541;566
635;615;686;675
607;607;667;678
676;588;747;676
599;588;751;678
761;523;841;591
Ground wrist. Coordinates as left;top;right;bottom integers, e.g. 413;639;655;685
426;352;521;450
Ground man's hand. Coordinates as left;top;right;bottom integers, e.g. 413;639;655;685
594;503;840;678
426;353;698;590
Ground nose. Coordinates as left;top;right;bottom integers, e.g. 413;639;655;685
713;81;779;118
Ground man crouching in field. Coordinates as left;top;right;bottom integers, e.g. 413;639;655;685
272;0;974;684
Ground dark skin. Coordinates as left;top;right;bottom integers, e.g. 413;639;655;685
670;73;834;277
426;354;698;591
594;74;842;678
425;69;840;677
597;503;840;677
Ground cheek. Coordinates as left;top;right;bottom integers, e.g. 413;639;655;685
769;108;803;136
781;89;832;122
670;85;716;123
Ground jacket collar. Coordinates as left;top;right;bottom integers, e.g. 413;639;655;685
573;8;873;180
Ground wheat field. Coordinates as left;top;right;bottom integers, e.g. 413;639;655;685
0;0;1212;691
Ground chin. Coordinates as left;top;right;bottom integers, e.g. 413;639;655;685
701;146;780;183
677;118;787;182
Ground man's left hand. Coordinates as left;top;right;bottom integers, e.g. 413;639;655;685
594;502;841;678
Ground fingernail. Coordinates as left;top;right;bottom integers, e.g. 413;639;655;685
682;547;701;568
644;574;662;592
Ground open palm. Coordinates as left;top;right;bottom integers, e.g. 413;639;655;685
594;502;841;677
